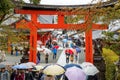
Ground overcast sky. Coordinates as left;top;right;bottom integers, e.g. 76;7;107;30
24;0;107;5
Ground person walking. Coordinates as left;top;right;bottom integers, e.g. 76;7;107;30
0;68;10;80
10;69;17;80
52;46;58;60
15;46;18;56
11;47;14;55
15;70;25;80
25;69;34;80
45;53;49;64
70;54;74;63
37;51;41;64
38;69;44;80
65;49;70;63
74;46;81;63
40;75;57;80
1;50;6;61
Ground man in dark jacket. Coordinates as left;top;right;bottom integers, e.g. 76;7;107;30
10;69;17;80
25;69;34;80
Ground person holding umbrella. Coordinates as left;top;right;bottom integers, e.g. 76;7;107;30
42;48;51;64
62;38;68;48
70;54;74;63
44;75;56;80
65;49;70;63
40;74;57;80
52;44;59;60
74;46;81;63
37;51;41;64
69;48;75;63
25;69;34;80
45;53;49;64
10;69;17;80
0;67;10;80
15;70;25;80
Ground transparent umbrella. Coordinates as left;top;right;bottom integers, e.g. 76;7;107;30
12;64;28;69
33;65;43;71
80;62;99;76
0;64;5;69
65;66;86;80
43;48;52;55
26;62;36;67
43;64;65;76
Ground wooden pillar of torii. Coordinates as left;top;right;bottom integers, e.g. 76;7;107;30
15;9;107;63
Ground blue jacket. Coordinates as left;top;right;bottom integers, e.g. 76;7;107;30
52;48;57;54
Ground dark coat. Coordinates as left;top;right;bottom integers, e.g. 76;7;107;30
25;72;34;80
10;71;16;80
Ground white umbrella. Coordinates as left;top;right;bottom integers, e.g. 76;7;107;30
43;64;65;76
52;40;58;43
37;40;42;45
80;62;99;76
37;47;44;51
26;62;36;67
53;40;57;42
73;35;79;39
33;65;43;71
65;66;86;80
12;64;28;69
43;48;52;55
20;63;33;68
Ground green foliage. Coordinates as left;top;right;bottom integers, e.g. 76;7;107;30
90;1;120;24
103;31;120;56
0;0;15;25
0;0;14;14
0;0;28;51
102;48;119;80
65;1;120;26
65;15;84;24
0;25;28;50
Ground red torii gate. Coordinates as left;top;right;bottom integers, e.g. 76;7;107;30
15;6;107;63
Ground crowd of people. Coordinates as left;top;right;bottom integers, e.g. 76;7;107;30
0;62;99;80
36;34;85;65
0;66;53;80
0;33;100;80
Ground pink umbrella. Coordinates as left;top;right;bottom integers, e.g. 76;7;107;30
65;66;86;80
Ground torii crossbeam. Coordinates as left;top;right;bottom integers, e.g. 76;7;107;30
15;4;107;63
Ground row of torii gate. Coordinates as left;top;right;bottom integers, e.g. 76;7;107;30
15;4;107;64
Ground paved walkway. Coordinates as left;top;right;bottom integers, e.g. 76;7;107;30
2;47;85;67
4;54;22;65
57;47;85;66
